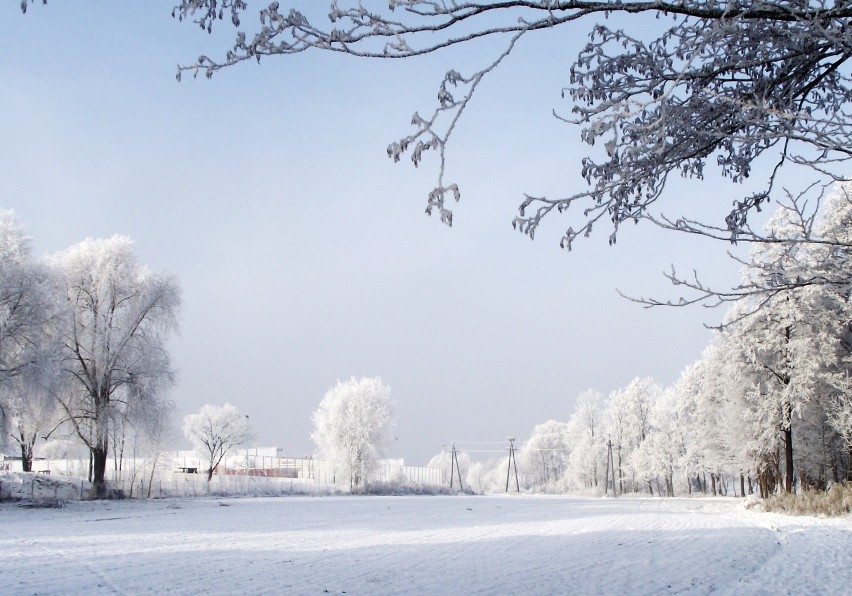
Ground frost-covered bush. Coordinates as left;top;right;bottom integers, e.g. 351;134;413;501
361;480;467;496
0;471;91;502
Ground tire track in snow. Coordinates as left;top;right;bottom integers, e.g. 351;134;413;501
0;509;129;595
0;496;846;595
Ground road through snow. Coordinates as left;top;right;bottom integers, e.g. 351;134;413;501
0;495;849;595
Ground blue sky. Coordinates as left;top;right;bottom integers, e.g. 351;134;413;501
1;3;759;463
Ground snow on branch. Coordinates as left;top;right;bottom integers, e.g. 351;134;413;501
171;1;852;258
625;182;852;325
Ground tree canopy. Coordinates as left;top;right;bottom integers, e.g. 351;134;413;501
169;0;852;258
50;236;180;495
183;403;253;481
311;376;394;490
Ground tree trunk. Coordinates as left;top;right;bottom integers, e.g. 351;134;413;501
206;467;214;481
784;425;794;494
147;453;160;499
617;448;623;493
832;451;840;484
710;472;717;496
92;443;109;498
740;474;745;498
759;463;779;497
20;442;33;473
847;445;852;482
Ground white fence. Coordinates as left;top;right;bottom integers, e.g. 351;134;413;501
112;474;340;499
372;463;446;486
1;451;448;499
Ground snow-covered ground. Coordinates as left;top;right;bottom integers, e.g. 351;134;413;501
0;494;849;595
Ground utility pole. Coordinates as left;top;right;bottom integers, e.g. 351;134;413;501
505;437;520;493
449;443;464;491
605;438;618;497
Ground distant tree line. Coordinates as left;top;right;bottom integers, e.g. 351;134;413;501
445;188;852;496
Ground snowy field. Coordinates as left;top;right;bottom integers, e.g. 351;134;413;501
1;495;850;595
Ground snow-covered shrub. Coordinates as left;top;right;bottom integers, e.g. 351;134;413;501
361;480;467;496
0;471;91;502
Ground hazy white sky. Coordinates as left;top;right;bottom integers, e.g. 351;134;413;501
2;3;768;464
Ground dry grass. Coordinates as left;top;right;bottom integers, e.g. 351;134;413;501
762;484;852;517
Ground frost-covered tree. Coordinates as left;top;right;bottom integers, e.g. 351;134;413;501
0;210;64;469
520;420;571;491
672;191;852;494
169;1;852;258
50;236;180;496
427;447;470;489
183;403;252;481
721;205;831;493
803;184;852;476
687;296;849;495
784;286;852;488
829;385;852;470
311;376;394;490
0;211;58;388
632;388;685;496
3;364;64;473
605;377;661;493
674;354;721;493
139;410;177;498
463;457;511;494
111;386;176;484
565;389;605;490
678;336;765;495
